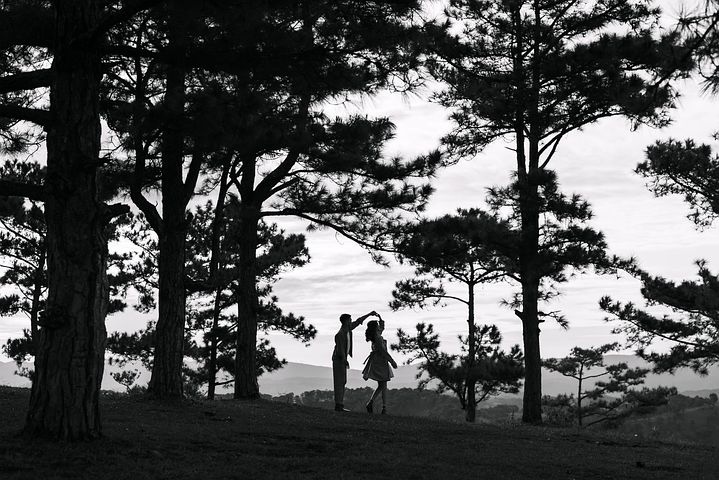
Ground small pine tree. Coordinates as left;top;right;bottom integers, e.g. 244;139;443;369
394;323;524;423
542;343;671;426
388;209;523;422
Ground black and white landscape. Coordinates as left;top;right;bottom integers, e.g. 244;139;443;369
1;0;719;478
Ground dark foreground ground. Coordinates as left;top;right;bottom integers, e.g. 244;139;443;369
0;387;716;480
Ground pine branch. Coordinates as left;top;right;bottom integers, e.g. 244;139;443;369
0;180;46;202
0;69;52;94
0;105;51;128
183;148;203;206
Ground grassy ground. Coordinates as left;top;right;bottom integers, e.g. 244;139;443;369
0;386;717;480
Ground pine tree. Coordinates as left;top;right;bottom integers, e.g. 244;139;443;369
681;0;719;92
428;0;688;423
394;323;524;422
185;198;315;398
101;0;440;399
106;198;315;398
601;4;719;375
389;209;523;422
542;343;670;426
0;0;194;438
600;139;719;374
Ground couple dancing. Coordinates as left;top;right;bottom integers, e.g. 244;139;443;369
332;311;398;414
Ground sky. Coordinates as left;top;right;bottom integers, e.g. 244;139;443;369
249;76;719;369
1;1;719;372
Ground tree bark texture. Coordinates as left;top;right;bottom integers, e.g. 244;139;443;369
520;280;542;424
148;226;186;397
519;173;542;424
234;211;260;399
24;0;109;440
147;3;188;398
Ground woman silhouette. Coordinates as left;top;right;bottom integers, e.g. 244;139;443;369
362;315;398;414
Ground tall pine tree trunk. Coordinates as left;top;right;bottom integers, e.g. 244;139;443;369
465;280;476;423
234;211;260;399
147;5;188;398
520;278;542;423
519;166;543;424
24;0;108;439
519;1;545;425
149;224;186;397
577;368;584;427
509;1;542;424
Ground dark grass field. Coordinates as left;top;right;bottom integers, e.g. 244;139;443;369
0;387;717;480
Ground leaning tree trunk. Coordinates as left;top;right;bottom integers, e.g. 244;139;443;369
24;0;109;440
234;212;260;399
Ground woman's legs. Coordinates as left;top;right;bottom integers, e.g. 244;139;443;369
367;381;387;412
380;381;387;411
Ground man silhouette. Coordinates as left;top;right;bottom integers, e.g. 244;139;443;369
332;311;377;412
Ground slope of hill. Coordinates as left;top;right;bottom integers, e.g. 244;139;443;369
0;386;716;480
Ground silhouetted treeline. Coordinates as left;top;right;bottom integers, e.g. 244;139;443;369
267;387;519;423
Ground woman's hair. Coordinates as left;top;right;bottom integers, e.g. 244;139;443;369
365;320;379;342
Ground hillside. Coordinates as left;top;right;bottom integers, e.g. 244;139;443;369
0;386;717;480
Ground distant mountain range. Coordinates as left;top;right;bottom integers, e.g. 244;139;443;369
2;355;718;397
258;355;719;398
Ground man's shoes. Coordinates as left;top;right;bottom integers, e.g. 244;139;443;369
334;404;350;412
366;403;373;414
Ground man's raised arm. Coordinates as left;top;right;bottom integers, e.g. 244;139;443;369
351;311;377;330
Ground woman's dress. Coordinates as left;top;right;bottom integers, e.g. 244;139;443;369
362;337;394;382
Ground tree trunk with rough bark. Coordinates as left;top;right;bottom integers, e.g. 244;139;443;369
148;225;186;397
24;0;109;440
519;172;542;424
147;4;188;398
234;210;260;399
520;280;542;424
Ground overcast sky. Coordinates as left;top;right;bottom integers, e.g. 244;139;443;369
2;1;718;373
258;75;719;368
